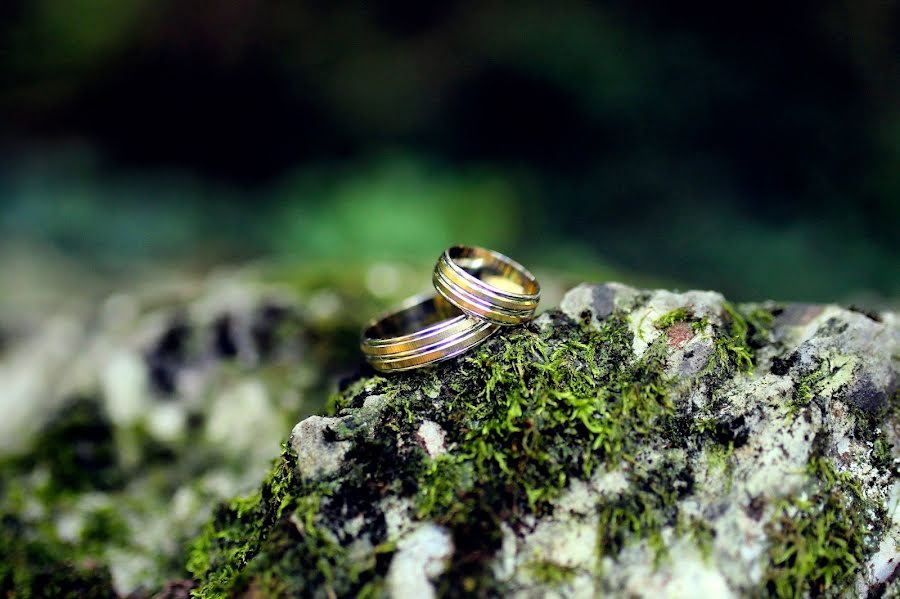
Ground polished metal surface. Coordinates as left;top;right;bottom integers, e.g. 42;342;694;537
433;245;540;326
360;293;500;372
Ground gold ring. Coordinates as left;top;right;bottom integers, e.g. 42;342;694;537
360;294;500;372
432;245;540;326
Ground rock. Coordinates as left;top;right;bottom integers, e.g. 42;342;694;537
386;523;454;599
0;268;366;595
188;283;899;598
415;421;448;458
291;416;353;479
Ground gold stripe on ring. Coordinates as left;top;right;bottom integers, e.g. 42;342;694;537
433;246;540;326
361;294;500;372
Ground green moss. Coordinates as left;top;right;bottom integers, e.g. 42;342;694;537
12;397;123;494
596;493;665;565
689;418;735;490
786;357;853;419
413;315;673;523
654;307;690;330
744;306;776;347
762;455;881;598
691;417;719;435
79;506;130;557
526;560;577;584
188;302;765;595
676;516;716;560
595;456;690;569
0;515;116;599
848;388;898;478
0;397;141;597
415;455;473;522
712;302;754;374
187;444;394;598
704;441;734;482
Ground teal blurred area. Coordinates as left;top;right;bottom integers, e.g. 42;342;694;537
1;0;897;304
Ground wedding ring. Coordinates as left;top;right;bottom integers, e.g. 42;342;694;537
433;246;540;326
361;294;500;372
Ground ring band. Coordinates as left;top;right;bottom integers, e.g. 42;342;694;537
433;246;540;326
360;294;500;372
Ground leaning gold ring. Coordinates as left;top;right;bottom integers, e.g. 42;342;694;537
360;293;500;372
433;245;540;326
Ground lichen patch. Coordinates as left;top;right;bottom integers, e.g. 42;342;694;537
290;416;352;479
415;420;447;458
386;524;453;599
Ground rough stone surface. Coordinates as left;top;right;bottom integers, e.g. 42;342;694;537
291;416;353;479
186;282;898;599
386;523;454;599
2;278;898;598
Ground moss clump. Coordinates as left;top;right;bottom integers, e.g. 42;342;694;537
743;306;775;347
703;440;735;485
0;396;139;598
188;300;766;596
860;390;900;476
397;314;676;592
417;315;673;516
9;397;124;494
525;560;577;584
188;445;392;598
676;516;716;560
78;506;131;558
655;302;766;377
689;416;738;491
595;455;693;569
654;307;691;330
762;455;882;598
711;302;755;374
408;313;677;586
0;514;116;599
596;488;666;566
786;356;857;419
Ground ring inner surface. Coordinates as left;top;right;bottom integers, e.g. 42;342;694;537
366;295;460;339
449;247;537;295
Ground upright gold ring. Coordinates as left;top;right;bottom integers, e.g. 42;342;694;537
433;245;540;326
361;294;500;372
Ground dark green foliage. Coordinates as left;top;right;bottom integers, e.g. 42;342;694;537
23;397;123;493
0;515;116;599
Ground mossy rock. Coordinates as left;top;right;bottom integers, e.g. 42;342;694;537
187;283;899;598
0;269;378;596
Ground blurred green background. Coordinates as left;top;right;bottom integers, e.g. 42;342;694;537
1;0;898;304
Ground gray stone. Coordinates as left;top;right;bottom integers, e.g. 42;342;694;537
290;416;352;480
